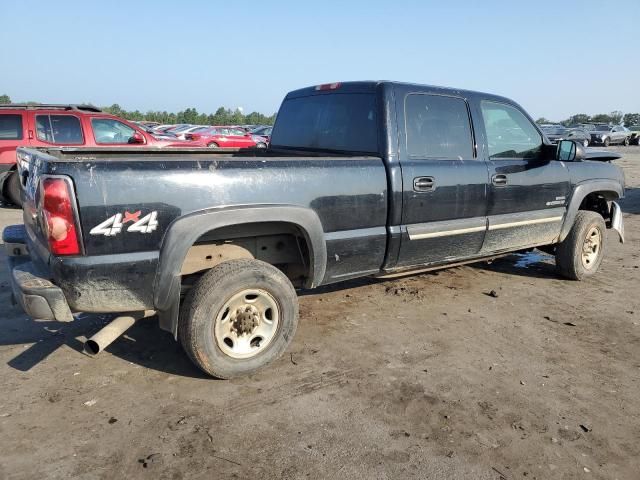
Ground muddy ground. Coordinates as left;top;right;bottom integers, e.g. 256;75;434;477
0;148;638;480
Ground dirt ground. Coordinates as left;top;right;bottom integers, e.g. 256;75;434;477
0;148;638;480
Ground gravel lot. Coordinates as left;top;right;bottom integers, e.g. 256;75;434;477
0;148;638;480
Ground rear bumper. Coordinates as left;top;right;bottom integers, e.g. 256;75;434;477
4;225;74;322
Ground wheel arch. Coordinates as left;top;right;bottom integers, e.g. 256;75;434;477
559;180;623;242
153;204;326;336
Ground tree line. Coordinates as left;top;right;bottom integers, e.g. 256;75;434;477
536;111;640;127
0;94;276;126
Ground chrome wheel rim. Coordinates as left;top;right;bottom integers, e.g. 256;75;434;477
214;289;280;359
581;226;602;269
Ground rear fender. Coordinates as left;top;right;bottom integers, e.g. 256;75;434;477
153;204;327;337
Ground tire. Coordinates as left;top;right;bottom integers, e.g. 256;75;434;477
623;137;630;146
603;137;610;147
207;142;219;148
256;142;267;149
179;259;299;379
4;171;22;207
582;139;589;148
555;211;606;280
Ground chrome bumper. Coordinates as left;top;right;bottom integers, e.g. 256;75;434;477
611;201;624;243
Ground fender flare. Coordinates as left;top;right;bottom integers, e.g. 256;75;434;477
559;180;623;242
153;204;327;335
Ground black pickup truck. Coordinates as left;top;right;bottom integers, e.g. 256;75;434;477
5;81;625;378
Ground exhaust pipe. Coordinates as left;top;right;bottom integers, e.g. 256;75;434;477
84;310;155;356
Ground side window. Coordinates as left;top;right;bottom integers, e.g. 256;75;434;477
91;118;136;144
480;101;542;159
405;94;474;160
35;115;83;144
0;114;23;140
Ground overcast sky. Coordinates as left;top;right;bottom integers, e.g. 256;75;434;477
2;0;638;121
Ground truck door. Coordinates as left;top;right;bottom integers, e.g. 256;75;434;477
395;90;489;267
477;99;570;252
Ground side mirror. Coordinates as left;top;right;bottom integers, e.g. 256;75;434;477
557;139;585;162
129;132;145;144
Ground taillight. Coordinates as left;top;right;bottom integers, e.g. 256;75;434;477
42;177;80;255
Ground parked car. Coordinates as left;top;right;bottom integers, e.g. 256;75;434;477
589;124;631;146
5;81;625;379
541;126;590;147
627;125;640;145
186;126;268;148
250;125;273;143
0;104;191;206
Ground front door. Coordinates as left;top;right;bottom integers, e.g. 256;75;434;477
477;100;570;253
395;91;489;268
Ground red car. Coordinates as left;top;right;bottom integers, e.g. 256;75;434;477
0;104;190;206
186;126;268;149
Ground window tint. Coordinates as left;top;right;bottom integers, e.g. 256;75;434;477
36;115;83;144
91;118;136;144
272;93;378;153
405;94;473;160
0;114;23;140
480;101;542;159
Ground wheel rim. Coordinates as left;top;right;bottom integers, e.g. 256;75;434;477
213;288;280;359
583;139;589;147
581;226;602;270
208;142;218;148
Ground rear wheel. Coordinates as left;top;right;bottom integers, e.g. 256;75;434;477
4;171;22;207
623;137;630;146
179;259;299;379
555;211;606;280
603;137;610;147
207;142;219;149
582;139;589;148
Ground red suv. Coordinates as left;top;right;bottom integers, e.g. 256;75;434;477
0;104;188;206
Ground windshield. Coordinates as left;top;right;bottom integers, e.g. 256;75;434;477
272;93;378;153
544;127;567;135
594;125;610;131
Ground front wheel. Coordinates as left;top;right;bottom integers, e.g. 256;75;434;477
603;137;610;147
583;139;589;148
555;211;606;280
207;142;219;149
623;137;630;146
179;259;299;379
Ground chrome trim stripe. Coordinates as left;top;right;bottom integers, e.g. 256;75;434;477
409;225;486;240
324;226;386;241
407;217;487;241
488;216;563;231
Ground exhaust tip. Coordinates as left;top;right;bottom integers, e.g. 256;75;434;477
84;339;101;356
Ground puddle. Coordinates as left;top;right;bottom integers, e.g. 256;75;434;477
514;251;554;268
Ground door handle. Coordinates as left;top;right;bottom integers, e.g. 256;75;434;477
492;174;508;186
413;176;435;192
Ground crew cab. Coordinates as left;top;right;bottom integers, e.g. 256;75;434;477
0;104;189;206
5;81;625;379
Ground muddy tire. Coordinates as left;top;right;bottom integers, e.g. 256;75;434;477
179;259;299;379
4;171;22;207
555;211;606;280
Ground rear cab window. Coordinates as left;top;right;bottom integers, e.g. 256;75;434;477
36;114;84;144
0;114;24;140
405;94;474;160
272;92;378;154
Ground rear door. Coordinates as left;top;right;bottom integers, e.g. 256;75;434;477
226;128;255;147
32;113;85;147
395;89;489;267
477;99;570;252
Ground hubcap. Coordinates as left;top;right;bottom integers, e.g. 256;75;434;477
581;226;602;269
214;289;280;359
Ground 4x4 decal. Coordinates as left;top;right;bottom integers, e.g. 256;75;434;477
90;210;158;236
